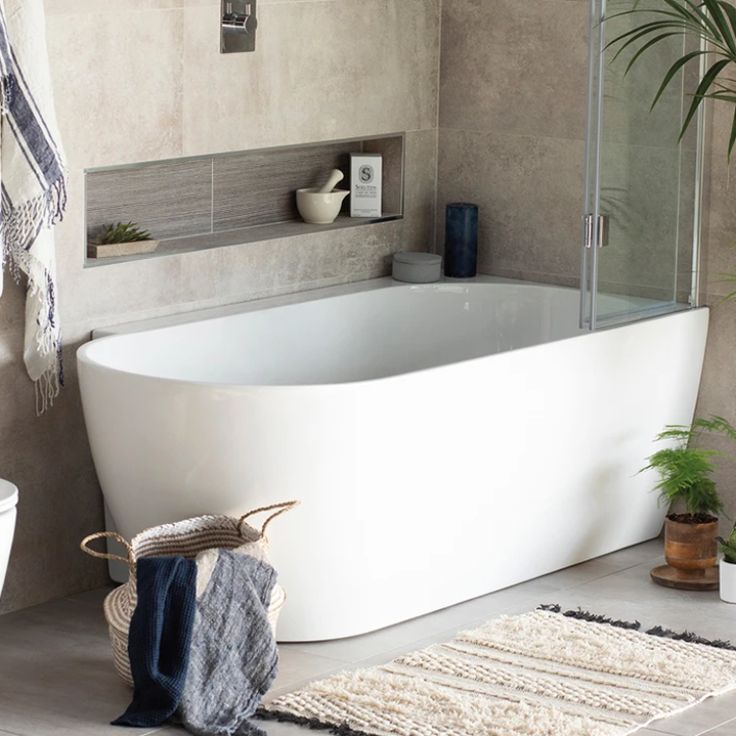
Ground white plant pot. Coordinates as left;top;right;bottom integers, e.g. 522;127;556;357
719;559;736;604
0;480;18;599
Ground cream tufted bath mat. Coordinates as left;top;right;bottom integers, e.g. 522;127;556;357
259;606;736;736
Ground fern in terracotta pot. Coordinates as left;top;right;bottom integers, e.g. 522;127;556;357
643;416;736;586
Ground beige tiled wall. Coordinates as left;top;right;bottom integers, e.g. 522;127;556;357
436;0;589;282
435;0;695;301
0;0;440;613
693;101;736;532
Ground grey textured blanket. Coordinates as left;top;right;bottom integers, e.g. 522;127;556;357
178;548;279;736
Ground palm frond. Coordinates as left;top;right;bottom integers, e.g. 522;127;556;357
605;0;736;158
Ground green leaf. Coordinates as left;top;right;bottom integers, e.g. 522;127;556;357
718;0;736;40
650;50;709;110
607;21;693;58
641;415;736;518
611;24;694;64
621;32;689;75
680;58;733;141
666;0;724;39
702;0;736;54
98;221;152;244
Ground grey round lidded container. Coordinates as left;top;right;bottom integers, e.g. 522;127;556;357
392;251;442;283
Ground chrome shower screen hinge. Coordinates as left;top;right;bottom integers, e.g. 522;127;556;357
221;0;258;54
583;213;609;249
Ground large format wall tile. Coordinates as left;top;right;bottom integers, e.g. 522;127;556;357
436;129;584;284
181;0;440;155
437;0;588;286
0;326;107;613
440;0;588;141
44;6;185;169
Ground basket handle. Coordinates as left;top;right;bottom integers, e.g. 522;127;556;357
80;531;134;569
238;500;299;537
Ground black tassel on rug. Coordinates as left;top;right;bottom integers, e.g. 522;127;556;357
540;603;736;649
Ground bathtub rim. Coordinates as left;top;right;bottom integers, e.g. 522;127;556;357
88;275;564;338
76;276;707;392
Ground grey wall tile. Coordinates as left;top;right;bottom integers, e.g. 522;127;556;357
436;128;585;283
402;129;439;252
45;6;185;170
364;136;405;216
181;0;440;155
86;158;213;241
440;0;588;141
212;142;354;232
0;331;108;616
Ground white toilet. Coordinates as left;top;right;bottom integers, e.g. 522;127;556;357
0;480;18;599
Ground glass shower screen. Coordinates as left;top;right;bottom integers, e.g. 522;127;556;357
581;0;704;329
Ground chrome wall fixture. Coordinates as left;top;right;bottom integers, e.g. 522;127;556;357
221;0;258;54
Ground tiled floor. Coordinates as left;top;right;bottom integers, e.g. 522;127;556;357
1;539;736;735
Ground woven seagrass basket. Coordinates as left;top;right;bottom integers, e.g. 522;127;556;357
81;501;296;687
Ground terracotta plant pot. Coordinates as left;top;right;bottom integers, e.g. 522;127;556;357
664;515;718;571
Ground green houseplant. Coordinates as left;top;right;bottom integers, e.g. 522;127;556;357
643;416;736;586
606;0;736;156
88;221;158;259
717;523;736;602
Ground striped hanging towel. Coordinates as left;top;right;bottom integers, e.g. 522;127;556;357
0;0;67;414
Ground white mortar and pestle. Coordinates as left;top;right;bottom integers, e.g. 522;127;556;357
296;169;350;225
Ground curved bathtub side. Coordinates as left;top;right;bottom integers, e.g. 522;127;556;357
78;307;709;641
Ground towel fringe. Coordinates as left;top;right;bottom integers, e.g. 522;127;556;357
34;363;60;416
2;174;66;413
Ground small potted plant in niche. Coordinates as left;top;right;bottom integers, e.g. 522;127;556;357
717;525;736;603
87;221;158;259
643;416;736;590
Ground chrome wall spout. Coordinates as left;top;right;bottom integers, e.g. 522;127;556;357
221;0;257;54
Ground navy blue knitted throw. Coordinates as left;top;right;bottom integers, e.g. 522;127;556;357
113;556;197;728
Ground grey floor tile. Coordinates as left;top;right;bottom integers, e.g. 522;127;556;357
644;691;736;735
284;582;548;665
3;540;736;736
0;594;145;736
268;647;347;696
702;716;736;734
62;585;114;608
552;563;736;644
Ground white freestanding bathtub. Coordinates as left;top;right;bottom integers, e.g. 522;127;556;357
77;277;709;641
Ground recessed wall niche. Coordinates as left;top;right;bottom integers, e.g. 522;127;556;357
84;134;405;265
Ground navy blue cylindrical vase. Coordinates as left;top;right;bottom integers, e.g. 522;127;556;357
444;203;478;278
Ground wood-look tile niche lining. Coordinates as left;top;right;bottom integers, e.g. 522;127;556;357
84;134;405;266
